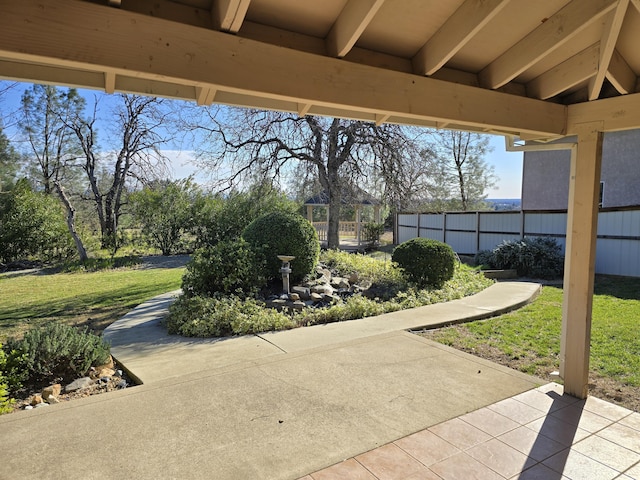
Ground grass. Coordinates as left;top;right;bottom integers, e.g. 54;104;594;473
420;275;640;409
0;266;185;342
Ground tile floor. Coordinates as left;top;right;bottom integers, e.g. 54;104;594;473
298;383;640;480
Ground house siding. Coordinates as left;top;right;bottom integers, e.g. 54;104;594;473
522;130;640;210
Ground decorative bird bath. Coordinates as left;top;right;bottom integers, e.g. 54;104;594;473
277;255;295;295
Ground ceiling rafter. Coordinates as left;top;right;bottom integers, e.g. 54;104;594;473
588;0;629;100
527;44;600;100
479;0;617;90
212;0;250;33
0;0;567;138
326;0;385;58
606;48;637;94
412;0;509;76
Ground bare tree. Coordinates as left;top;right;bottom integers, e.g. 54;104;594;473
19;85;88;260
191;108;413;248
66;94;170;249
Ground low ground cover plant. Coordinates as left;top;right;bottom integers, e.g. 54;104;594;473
166;247;493;338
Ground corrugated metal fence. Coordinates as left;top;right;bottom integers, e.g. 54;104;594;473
396;210;640;277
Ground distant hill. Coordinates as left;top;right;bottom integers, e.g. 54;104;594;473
486;198;521;211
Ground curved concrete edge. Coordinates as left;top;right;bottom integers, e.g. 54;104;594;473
412;280;543;330
261;281;542;353
104;281;542;384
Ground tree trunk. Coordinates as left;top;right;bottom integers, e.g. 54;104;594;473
54;181;88;262
327;186;341;249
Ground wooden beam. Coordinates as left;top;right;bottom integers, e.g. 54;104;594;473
568;92;640;132
104;71;116;93
0;0;566;137
479;0;616;89
606;48;637;94
212;0;250;33
588;0;629;100
0;59;105;89
326;0;385;58
195;86;217;105
560;121;603;399
527;44;599;100
374;113;390;126
297;103;312;116
412;0;509;76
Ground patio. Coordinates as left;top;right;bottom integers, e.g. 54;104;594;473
2;2;640;477
2;284;638;479
302;383;640;480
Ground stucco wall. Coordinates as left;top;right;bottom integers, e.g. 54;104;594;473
522;130;640;210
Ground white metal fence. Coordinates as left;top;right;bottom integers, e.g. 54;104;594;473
396;210;640;277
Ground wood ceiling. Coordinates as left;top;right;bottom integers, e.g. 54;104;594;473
2;0;640;140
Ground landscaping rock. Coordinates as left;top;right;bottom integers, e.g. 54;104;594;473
348;272;359;284
291;286;310;300
311;284;334;295
291;301;306;310
310;293;323;302
65;377;94;393
289;293;300;302
97;368;116;379
95;355;115;371
41;384;61;400
34;402;49;408
46;395;60;404
322;294;340;304
30;395;43;406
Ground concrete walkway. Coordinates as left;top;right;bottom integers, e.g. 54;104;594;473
0;282;544;480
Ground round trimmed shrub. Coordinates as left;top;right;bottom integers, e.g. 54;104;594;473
392;238;456;288
242;212;319;282
181;238;266;298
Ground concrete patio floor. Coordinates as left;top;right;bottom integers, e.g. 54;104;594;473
1;281;638;479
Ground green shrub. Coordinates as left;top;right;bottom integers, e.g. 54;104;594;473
3;323;111;391
242;212;320;282
474;250;495;269
491;237;564;279
363;222;385;247
0;347;15;414
0;178;76;263
392;238;456;288
194;185;297;247
166;295;295;337
181;239;266;298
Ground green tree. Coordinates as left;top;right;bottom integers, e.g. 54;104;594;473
130;177;201;255
423;131;498;211
193;180;297;248
0;126;19;193
0;178;74;263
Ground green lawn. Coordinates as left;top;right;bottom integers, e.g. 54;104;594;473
420;275;640;410
0;267;185;342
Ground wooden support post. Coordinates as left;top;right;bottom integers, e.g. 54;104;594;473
560;121;603;399
306;205;313;223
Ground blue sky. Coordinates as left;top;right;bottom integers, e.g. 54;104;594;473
1;81;524;198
